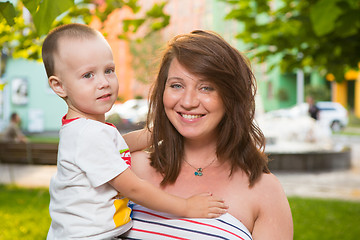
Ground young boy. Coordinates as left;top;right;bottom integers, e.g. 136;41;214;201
42;23;227;240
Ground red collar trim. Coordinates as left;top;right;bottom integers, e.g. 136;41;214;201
62;114;116;128
106;122;117;128
62;115;80;126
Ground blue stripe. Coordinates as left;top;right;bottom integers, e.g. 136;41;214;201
130;217;231;239
121;237;141;240
216;219;252;240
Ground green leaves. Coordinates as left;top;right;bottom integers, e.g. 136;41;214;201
0;0;74;36
22;0;41;13
120;1;169;39
32;0;74;36
0;0;169;61
310;0;342;36
123;19;146;33
224;0;360;82
0;1;16;26
0;0;169;38
146;2;169;31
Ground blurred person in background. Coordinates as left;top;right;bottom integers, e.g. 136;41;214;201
2;112;28;143
307;96;319;120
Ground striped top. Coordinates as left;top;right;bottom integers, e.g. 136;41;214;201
121;204;252;240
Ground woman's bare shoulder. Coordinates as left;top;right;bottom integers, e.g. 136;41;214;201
263;171;282;184
254;172;284;191
131;151;150;162
130;151;152;174
251;172;293;239
130;151;162;184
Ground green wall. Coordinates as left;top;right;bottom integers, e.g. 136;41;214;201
2;58;67;133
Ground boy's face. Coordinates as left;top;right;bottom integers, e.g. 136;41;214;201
53;35;118;121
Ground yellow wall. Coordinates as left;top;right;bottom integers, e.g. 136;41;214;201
332;81;347;107
331;69;360;118
355;76;360;118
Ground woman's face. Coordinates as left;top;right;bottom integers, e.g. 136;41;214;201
163;58;225;141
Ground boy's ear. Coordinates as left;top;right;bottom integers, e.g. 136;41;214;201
48;76;67;98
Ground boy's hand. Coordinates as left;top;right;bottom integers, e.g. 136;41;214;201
185;192;228;218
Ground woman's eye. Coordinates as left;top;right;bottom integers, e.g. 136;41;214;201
105;68;115;74
201;86;214;92
170;83;182;89
83;73;94;79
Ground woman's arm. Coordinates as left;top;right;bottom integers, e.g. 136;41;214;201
251;174;293;240
109;168;228;218
123;129;151;153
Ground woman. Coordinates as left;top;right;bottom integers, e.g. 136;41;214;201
122;30;293;239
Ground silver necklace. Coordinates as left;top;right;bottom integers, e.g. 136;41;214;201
184;157;217;176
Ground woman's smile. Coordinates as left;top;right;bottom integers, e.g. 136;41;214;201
178;112;205;120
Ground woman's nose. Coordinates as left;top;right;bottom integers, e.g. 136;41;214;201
180;88;200;109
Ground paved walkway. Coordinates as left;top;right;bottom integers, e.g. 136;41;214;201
1;163;360;202
0;163;56;188
1;133;360;201
275;168;360;201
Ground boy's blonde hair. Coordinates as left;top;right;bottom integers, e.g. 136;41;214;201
42;23;101;78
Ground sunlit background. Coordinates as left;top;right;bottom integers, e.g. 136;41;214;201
1;0;359;138
0;1;360;239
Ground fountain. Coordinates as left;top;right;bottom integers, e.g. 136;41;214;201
256;106;351;171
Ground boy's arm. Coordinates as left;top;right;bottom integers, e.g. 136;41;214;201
109;168;228;218
123;129;151;153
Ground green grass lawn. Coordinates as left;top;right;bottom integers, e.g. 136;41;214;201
290;197;360;240
0;185;50;240
1;185;360;240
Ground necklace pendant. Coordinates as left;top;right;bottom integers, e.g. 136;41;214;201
195;168;203;176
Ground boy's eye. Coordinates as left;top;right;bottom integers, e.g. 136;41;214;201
105;68;115;74
83;72;94;79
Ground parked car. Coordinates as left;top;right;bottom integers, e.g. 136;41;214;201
316;101;348;132
264;101;348;132
105;99;149;130
259;103;322;145
265;103;308;119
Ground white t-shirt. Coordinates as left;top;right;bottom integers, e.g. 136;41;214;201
47;118;132;240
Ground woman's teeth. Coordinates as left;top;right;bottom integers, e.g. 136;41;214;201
181;114;202;119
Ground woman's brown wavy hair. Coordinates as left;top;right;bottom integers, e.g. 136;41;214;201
146;30;269;187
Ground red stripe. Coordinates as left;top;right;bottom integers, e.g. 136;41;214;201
134;209;171;220
132;228;190;240
134;209;245;240
182;219;245;240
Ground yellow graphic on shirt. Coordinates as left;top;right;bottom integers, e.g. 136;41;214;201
113;197;132;227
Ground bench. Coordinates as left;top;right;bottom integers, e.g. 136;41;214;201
0;142;58;165
267;148;351;171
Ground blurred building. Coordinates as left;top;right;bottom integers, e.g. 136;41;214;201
0;58;67;134
0;0;358;134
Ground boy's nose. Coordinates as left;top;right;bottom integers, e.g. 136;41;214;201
98;75;110;88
